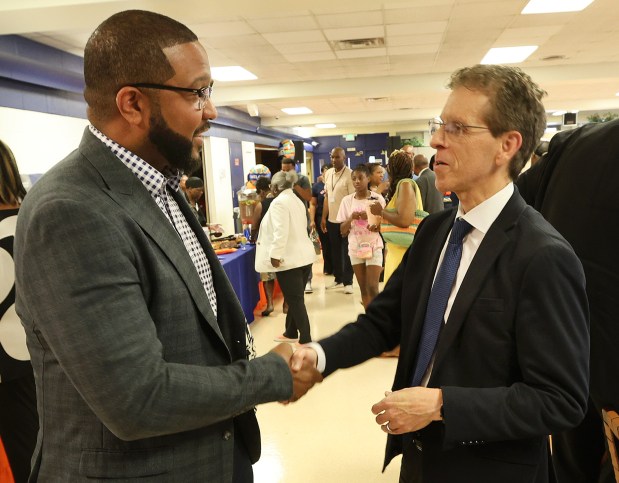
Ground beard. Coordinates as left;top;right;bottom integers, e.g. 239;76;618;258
148;107;203;175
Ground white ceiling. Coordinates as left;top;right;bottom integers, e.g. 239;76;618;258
2;0;619;137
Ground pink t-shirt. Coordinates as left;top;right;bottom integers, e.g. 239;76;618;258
336;192;386;257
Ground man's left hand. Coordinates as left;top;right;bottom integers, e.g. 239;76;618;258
371;387;443;435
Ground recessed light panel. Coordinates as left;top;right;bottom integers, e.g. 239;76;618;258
522;0;594;14
282;107;313;115
481;46;538;64
211;66;257;82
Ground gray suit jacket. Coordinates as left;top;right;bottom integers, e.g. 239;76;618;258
14;128;292;482
416;168;444;214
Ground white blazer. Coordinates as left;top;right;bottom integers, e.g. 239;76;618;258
255;189;316;273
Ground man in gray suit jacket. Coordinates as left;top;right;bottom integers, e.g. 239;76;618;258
413;154;444;214
13;10;321;482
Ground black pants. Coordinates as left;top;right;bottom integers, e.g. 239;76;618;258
0;369;38;483
326;221;353;285
316;220;332;274
276;265;312;343
552;397;613;483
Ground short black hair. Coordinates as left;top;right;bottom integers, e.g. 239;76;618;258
352;164;370;177
281;157;295;165
185;177;203;189
255;176;271;193
84;10;198;122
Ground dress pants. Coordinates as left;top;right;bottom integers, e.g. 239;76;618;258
326;220;353;286
0;369;38;483
316;220;332;274
276;265;312;343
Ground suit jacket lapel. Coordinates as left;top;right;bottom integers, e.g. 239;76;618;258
79;130;227;347
431;191;526;376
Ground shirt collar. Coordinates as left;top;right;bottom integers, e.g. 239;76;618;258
88;125;182;197
457;182;514;235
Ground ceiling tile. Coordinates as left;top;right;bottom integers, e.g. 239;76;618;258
246;15;318;33
263;30;325;44
315;10;383;28
283;51;337;62
335;47;388;59
191;21;254;37
323;25;385;41
274;41;332;54
387;21;447;36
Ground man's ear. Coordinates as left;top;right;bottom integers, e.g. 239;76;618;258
496;130;522;168
115;86;148;126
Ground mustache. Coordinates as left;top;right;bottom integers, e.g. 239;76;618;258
194;121;211;136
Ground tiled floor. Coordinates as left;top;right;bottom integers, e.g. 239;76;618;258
250;262;402;482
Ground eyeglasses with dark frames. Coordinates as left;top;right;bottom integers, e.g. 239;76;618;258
429;118;490;137
127;81;214;110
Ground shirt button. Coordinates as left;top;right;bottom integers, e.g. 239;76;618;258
223;431;232;441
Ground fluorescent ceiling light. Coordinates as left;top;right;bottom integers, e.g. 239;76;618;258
315;123;336;129
522;0;594;14
281;107;313;115
481;46;538;64
552;110;566;116
211;66;257;82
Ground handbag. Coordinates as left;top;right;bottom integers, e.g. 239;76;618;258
355;241;373;259
309;228;321;255
381;179;429;247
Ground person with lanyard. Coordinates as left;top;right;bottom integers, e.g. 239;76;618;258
291;64;588;483
320;147;355;294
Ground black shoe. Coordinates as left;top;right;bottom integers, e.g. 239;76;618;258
261;307;274;316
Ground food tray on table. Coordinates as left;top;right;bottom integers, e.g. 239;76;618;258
214;248;237;255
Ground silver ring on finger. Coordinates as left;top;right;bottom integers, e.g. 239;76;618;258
386;422;393;433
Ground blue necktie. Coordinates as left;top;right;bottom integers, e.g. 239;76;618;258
411;217;473;387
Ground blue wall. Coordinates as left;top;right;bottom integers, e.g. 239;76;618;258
312;132;388;181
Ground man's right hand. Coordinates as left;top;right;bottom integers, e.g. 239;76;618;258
320;218;327;233
288;347;321;403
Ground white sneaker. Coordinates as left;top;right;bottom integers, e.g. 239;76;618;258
326;282;343;290
304;282;313;294
344;284;354;294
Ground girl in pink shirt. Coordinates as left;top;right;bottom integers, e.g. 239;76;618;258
337;164;386;308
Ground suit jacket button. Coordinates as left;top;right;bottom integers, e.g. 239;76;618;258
223;430;232;441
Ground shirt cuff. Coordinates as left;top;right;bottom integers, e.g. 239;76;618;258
304;342;326;373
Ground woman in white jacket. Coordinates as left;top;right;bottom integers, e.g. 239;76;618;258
255;170;316;343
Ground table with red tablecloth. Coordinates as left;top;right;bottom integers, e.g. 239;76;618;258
218;244;260;323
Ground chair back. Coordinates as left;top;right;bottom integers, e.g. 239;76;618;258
602;408;619;482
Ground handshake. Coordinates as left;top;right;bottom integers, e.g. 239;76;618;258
270;343;323;403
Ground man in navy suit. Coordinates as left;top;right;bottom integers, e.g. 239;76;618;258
292;64;589;483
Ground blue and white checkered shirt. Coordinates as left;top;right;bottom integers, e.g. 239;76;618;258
89;125;218;317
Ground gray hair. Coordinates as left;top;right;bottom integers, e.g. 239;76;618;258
448;64;547;180
271;170;298;191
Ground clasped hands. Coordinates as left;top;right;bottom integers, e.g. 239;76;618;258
270;344;323;403
272;346;442;433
